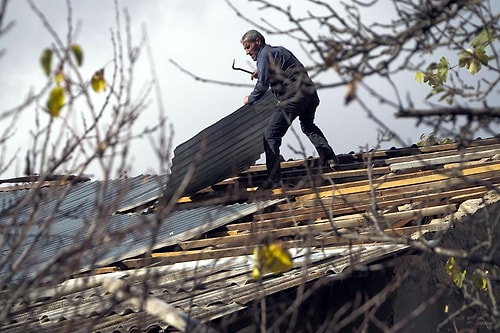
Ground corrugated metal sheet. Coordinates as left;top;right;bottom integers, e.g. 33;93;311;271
164;91;278;200
2;137;499;332
0;174;168;219
0;175;163;282
1;193;283;283
0;243;409;333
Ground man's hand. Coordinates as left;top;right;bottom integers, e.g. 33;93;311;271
244;95;250;105
251;69;258;80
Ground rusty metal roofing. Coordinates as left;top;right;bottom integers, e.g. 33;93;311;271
164;91;278;200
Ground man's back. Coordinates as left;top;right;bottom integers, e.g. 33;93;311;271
259;44;316;100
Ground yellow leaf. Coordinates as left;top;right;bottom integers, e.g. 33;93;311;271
445;257;456;273
40;48;53;76
71;44;83;66
468;59;481;75
91;68;106;93
415;71;425;84
252;242;292;279
472;271;488;291
55;70;64;85
453;269;466;288
445;257;466;288
46;86;65;117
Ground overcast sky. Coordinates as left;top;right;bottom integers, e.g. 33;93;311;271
1;1;498;179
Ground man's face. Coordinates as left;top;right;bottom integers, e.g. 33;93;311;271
242;38;262;61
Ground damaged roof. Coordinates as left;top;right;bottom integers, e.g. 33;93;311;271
1;123;499;332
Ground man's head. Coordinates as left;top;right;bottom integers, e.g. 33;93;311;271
241;30;265;61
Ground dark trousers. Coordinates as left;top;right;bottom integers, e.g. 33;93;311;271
263;91;336;182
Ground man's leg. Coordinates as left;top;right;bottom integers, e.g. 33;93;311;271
263;108;295;185
298;93;339;167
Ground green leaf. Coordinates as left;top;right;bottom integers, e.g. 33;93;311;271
40;48;53;77
71;44;84;66
445;257;456;273
472;272;488;291
415;71;425;84
46;86;65;117
469;59;481;75
445;257;467;288
55;70;64;85
471;30;494;50
427;62;438;71
425;75;439;88
425;86;444;99
437;57;449;83
458;49;473;68
453;269;467;288
458;48;487;75
475;48;489;66
441;138;454;144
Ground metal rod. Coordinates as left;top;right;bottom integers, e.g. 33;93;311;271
232;59;253;75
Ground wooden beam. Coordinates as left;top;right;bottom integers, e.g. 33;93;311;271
390;149;500;172
176;204;455;251
151;246;252;264
384;143;500;165
296;163;500;202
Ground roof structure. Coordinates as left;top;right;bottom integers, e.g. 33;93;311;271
1;133;499;332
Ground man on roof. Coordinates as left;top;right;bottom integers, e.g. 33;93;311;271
242;29;338;189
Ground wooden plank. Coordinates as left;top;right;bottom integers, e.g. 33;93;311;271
270;161;499;202
151;246;252;264
177;204;455;250
176;138;500;203
236;190;446;232
257;181;495;221
384;143;500;165
126;214;455;269
308;182;495;209
147;219;452;267
317;222;451;244
276;174;499;213
94;267;121;274
322;166;391;180
318;204;456;229
295;163;500;202
390;149;500;172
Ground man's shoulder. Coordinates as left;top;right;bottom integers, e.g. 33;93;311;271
269;45;289;52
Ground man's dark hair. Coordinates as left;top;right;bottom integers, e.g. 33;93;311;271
241;30;266;44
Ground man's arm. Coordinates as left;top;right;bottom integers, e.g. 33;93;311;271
243;70;259;105
246;48;271;104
